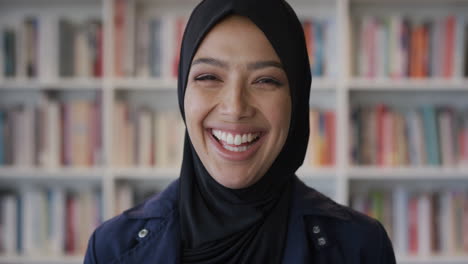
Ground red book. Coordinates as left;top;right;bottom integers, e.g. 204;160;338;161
94;23;103;77
114;0;125;77
65;194;76;254
302;21;314;67
409;196;419;254
443;16;455;78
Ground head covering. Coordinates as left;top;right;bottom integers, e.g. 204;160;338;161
177;0;311;263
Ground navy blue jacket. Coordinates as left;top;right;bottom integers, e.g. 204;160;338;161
85;177;396;263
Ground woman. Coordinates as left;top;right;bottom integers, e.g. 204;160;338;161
85;0;396;263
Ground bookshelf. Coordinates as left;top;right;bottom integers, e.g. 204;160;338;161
0;0;467;263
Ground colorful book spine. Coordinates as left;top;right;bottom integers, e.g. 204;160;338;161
357;14;467;79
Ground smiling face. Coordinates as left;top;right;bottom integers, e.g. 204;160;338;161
184;15;291;189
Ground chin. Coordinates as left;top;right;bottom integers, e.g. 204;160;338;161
213;172;256;189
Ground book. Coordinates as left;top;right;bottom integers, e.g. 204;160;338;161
3;28;16;77
353;187;468;256
0;194;17;255
443;16;456;78
59;19;76;77
465;24;468;77
421;105;440;166
58;18;103;78
23;17;38;78
356;14;467;79
306;109;336;167
0;110;4;165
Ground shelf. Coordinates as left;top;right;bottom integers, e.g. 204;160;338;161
0;167;105;180
0;255;82;264
310;78;337;91
0;78;103;90
349;78;468;91
112;167;180;180
113;78;178;91
397;255;468;264
348;166;468;179
297;166;337;179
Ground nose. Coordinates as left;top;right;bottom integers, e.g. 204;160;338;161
219;79;255;121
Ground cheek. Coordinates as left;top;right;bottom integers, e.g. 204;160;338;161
264;95;291;135
184;87;213;136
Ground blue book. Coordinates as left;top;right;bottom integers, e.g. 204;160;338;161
312;20;324;76
4;29;16;77
421;105;440;165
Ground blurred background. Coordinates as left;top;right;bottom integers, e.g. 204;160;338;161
0;0;467;263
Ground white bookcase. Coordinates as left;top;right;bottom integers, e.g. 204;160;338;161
0;0;467;263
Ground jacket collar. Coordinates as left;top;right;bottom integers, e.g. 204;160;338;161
124;179;179;219
123;176;350;221
291;176;350;221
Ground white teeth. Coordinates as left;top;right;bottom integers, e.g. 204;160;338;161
224;145;249;152
226;133;234;144
242;134;248;143
234;134;242;145
212;129;260;147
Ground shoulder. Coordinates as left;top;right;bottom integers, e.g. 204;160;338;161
84;180;180;264
292;177;395;263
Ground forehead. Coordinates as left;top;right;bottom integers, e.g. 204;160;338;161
193;15;281;63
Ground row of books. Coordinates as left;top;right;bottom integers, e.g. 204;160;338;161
350;104;468;167
114;0;186;78
58;19;103;78
1;17;103;79
0;187;102;256
0;96;103;167
357;15;468;79
113;101;185;168
1;18;39;78
351;187;468;256
302;18;337;78
306;109;336;167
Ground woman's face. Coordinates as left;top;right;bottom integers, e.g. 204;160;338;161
184;15;291;189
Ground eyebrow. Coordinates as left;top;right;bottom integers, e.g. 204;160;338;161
191;57;284;71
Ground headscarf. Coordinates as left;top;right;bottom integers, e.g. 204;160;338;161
177;0;311;263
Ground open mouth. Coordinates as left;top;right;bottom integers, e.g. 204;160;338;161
210;129;263;152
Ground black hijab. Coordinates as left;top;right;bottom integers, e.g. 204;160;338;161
177;0;311;263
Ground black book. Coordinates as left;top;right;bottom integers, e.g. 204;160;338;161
464;24;468;77
59;19;76;77
3;29;16;77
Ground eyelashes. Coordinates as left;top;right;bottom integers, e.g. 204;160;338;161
193;74;284;87
255;77;283;87
194;74;221;82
